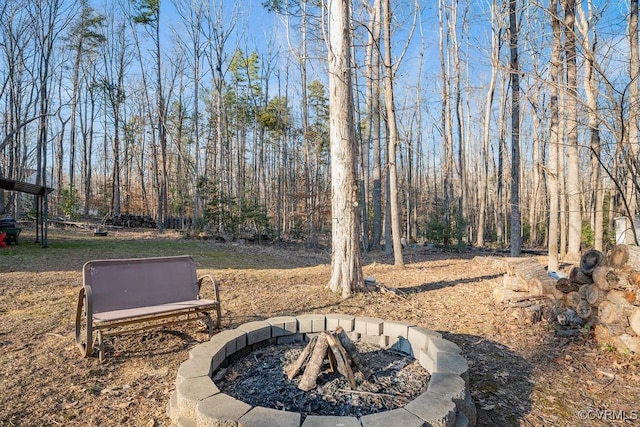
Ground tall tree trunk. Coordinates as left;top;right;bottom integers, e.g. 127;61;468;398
496;72;508;245
451;0;466;246
629;0;640;233
382;0;404;266
362;0;381;250
327;0;363;298
439;0;453;246
548;0;562;272
509;0;522;256
365;0;383;250
564;0;582;261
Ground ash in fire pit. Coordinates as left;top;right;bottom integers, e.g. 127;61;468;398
216;340;430;418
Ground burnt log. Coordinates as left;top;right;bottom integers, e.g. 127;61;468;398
291;328;369;392
286;336;318;380
580;249;604;274
298;333;330;391
335;327;372;380
575;300;592;320
569;267;593;285
325;333;356;388
556;278;579;294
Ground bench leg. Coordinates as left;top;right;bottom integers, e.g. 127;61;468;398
97;330;105;363
204;313;213;337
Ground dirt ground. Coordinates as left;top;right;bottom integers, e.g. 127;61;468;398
1;228;639;426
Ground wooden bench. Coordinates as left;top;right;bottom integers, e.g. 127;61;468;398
75;255;221;362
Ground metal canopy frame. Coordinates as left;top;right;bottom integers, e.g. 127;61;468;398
0;178;54;248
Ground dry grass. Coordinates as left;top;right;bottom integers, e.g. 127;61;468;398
1;227;638;426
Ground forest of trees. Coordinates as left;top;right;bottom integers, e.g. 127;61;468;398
1;0;640;261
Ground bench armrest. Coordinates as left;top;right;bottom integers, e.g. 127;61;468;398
198;274;221;328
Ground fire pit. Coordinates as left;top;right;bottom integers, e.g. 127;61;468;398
167;314;476;426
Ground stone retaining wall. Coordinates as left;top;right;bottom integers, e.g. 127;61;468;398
167;313;476;427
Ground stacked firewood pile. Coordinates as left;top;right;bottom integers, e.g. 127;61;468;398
103;214;157;228
494;257;563;325
553;244;640;354
495;245;640;353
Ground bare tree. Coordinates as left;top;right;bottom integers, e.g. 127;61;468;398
563;0;582;261
362;0;382;250
131;0;169;232
326;0;363;298
382;0;404;266
439;0;454;246
576;0;604;250
509;0;521;256
66;0;105;201
547;0;561;271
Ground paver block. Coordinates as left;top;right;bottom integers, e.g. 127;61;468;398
176;357;214;385
325;313;355;332
301;415;361;427
359;333;388;347
189;341;226;372
176;376;220;421
196;393;251;426
408;327;442;355
266;316;298;337
361;408;427;427
277;333;306;345
383;320;414;338
238;406;301;427
433;352;469;385
297;314;326;332
211;329;248;356
354;316;384;336
237;321;272;345
428;372;466;403
405;391;457;427
428;336;462;359
418;349;436;373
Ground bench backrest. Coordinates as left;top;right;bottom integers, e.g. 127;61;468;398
83;255;200;314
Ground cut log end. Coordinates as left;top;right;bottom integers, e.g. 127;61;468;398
608;244;630;269
580;249;604;274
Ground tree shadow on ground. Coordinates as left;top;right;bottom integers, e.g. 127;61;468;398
399;274;504;294
446;332;534;427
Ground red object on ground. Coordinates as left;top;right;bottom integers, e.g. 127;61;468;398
0;232;6;248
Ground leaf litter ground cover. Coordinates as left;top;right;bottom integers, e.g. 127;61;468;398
0;227;639;426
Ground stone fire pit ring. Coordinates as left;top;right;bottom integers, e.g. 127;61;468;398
167;313;476;427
